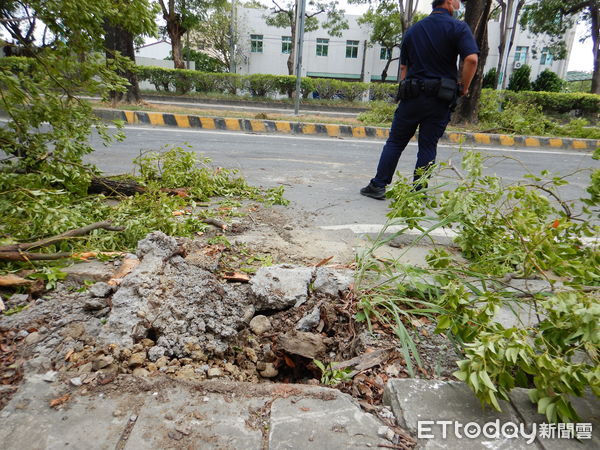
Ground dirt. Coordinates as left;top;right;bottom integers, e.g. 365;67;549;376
0;204;460;413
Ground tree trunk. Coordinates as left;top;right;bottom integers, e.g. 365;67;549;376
452;0;494;125
288;18;296;76
104;22;141;103
496;0;524;89
591;4;600;94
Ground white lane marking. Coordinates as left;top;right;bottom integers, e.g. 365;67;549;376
320;223;599;245
320;224;457;238
0;119;592;157
105;125;592;157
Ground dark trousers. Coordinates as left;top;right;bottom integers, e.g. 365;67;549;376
370;94;451;187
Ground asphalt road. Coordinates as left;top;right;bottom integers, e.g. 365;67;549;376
85;125;598;229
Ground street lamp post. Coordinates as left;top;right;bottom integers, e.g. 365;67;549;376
294;0;307;115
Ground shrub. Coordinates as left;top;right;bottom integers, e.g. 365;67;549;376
507;64;532;92
369;82;397;102
358;101;396;126
532;69;565;92
312;78;343;100
138;66;174;92
482;67;498;89
337;81;369;102
245;74;279;97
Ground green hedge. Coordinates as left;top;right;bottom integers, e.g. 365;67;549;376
496;89;600;115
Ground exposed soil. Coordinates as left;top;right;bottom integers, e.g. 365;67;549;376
0;205;459;414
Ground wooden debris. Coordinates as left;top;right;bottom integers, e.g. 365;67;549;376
222;272;250;283
315;256;333;267
201;217;227;230
332;348;393;377
49;394;71;409
108;257;140;286
278;331;328;359
0;274;34;287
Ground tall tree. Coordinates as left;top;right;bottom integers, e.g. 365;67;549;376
193;3;236;70
351;0;421;80
520;0;600;94
158;0;225;69
495;0;525;88
104;23;141;103
452;0;495;124
265;0;348;75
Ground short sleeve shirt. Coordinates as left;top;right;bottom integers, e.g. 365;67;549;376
400;8;479;82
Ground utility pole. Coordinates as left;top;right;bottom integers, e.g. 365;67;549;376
497;1;514;90
230;0;237;73
294;0;306;115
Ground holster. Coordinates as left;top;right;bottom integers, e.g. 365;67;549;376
396;79;421;102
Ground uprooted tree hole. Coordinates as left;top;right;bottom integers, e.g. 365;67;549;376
1;230;461;409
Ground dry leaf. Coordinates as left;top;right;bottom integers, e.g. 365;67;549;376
64;349;74;361
172;210;185;216
283;355;296;368
222;272;250;283
0;274;33;287
299;407;310;412
108;257;140;286
315;256;333;267
49;394;71;408
72;251;122;261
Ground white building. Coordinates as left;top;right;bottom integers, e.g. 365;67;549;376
234;5;576;83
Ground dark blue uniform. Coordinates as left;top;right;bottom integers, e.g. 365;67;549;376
369;8;479;189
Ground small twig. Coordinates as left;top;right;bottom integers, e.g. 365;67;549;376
523;183;572;218
201;217;227;230
0;221;124;253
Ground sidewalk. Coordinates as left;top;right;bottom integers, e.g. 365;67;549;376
2;372;597;449
94;108;600;151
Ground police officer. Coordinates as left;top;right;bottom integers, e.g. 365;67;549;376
360;0;479;200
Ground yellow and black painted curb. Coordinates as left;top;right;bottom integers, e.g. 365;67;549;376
95;109;600;151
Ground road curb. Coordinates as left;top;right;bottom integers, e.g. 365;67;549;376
94;108;600;151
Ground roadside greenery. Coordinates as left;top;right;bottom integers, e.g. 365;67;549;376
354;148;600;422
359;89;600;139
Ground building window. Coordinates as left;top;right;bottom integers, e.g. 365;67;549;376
281;36;292;54
380;47;392;60
346;40;359;58
514;46;528;63
316;38;329;57
251;34;263;53
540;47;553;65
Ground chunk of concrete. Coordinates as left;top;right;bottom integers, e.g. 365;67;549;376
250;265;313;310
312;268;354;296
384;379;530;449
63;261;114;282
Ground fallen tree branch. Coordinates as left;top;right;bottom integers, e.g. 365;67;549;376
0;251;75;262
0;221;124;253
0;274;34;287
89;176;190;198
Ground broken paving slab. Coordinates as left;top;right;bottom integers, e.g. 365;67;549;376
0;374;129;450
1;374;392;450
383;379;530;449
509;388;599;449
269;386;392;449
63;260;115;282
124;386;264;449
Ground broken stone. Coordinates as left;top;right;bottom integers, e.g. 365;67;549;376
244;348;258;363
128;352;146;368
296;306;321;331
61;323;85;340
24;332;41;345
377;426;395;442
147;346;165;362
278;331;327;359
249;315;271;335
132;368;150;377
63;261;114;282
175;425;191;436
168;430;183;441
190;350;207;362
83;298;108;311
92;355;114;371
140;338;155;348
223;363;238;375
207;368;223;378
313;268;354;296
17;330;29;339
69;377;83;387
259;363;278;378
42;371;58;382
98;231;254;356
78;362;93;373
250;264;314;310
113;410;124;417
7;293;28;307
89;282;113;298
